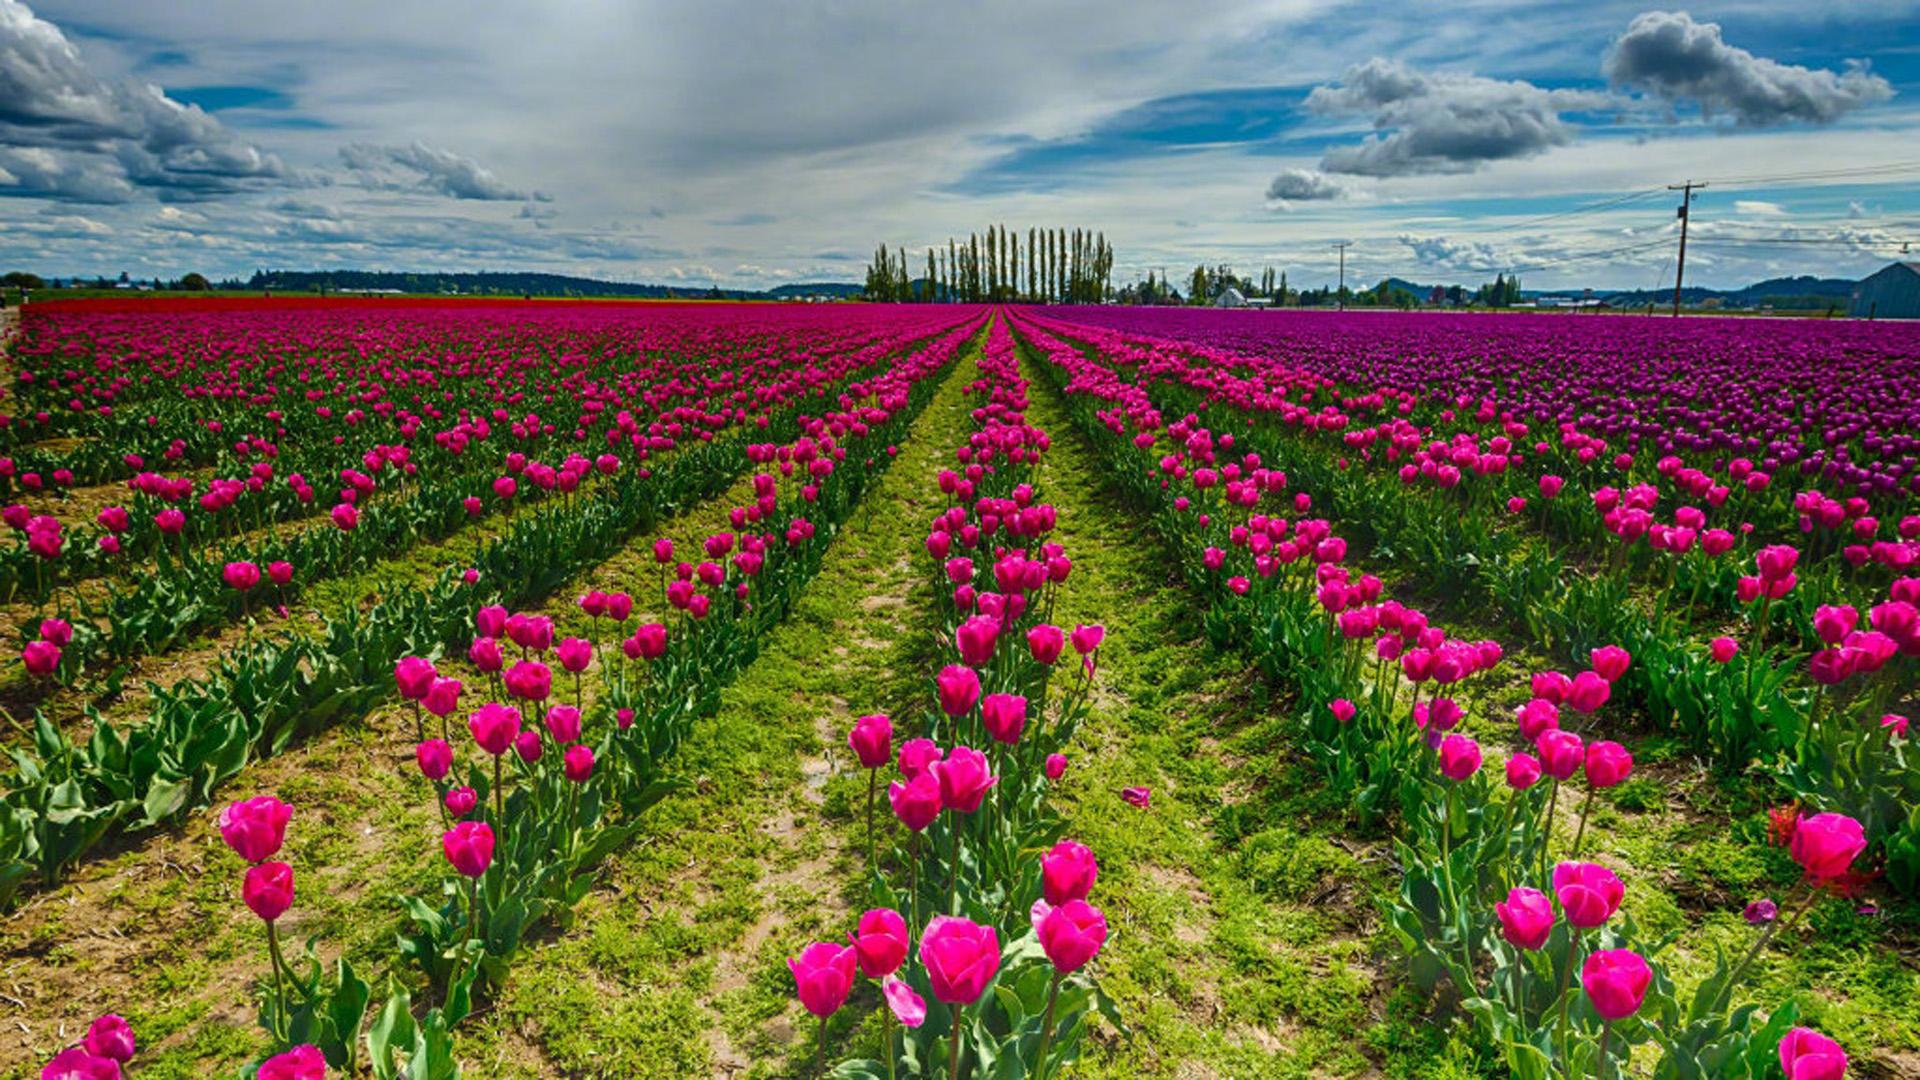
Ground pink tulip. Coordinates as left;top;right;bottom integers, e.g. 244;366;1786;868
1027;623;1064;664
1536;729;1584;780
468;636;504;673
330;503;358;530
1789;813;1866;882
256;1043;327;1080
1516;698;1559;740
850;908;910;978
931;746;997;814
1755;544;1799;582
789;941;858;1017
1779;1027;1849;1080
955;615;1000;667
1584;741;1633;788
40;1049;123;1079
22;639;61;676
394;656;437;701
1531;670;1572;704
82;1015;135;1063
563;744;595;783
1506;752;1542;790
222;561;261;591
514;729;543;763
981;693;1028;744
848;713;893;769
504;660;552;701
1582;949;1652;1020
1566;670;1611;714
415;739;453;781
544;705;582;743
1495;886;1555;950
242;861;294;922
444;786;478;817
468;702;521;755
898;737;942;779
919;916;1001;1004
219;796;292;863
476;605;508;638
423;677;462;718
1589;645;1630;682
1037;899;1108;973
1121;786;1152;808
1070;623;1105;655
38;618;72;646
442;821;495;877
630;622;668;660
935;664;981;716
1552;861;1624;927
1044;753;1068;780
1709;636;1739;663
556;637;593;673
1041;839;1099;905
888;773;943;831
1329;698;1356;723
1437;734;1482;780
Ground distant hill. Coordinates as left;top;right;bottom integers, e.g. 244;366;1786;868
245;270;860;301
1596;275;1856;310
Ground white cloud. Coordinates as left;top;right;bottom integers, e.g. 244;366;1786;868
339;141;548;201
1605;11;1893;125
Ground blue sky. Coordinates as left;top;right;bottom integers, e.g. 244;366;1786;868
3;0;1917;290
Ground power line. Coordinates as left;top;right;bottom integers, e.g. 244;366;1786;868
1695;161;1920;187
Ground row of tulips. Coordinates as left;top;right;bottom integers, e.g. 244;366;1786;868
1013;311;1919;894
798;318;1117;1080
1010;310;1875;1079
6;309;966;664
174;315;980;1078
0;314;983;909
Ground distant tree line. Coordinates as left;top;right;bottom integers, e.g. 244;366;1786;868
864;226;1115;303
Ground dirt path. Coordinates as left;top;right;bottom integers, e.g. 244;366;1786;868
456;344;976;1079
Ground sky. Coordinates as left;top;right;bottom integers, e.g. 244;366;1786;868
3;0;1918;291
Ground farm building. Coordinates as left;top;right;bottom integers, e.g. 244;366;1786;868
1849;262;1920;319
1214;286;1248;308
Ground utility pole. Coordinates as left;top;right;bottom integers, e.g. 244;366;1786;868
1333;241;1351;310
1668;181;1704;317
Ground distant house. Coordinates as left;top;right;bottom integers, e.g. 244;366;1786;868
1214;287;1248;308
1849;263;1920;319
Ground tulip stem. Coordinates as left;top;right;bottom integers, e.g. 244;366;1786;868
1540;779;1560;882
885;997;897;1080
1718;885;1819;1014
947;1007;965;1080
265;919;290;1043
1594;1019;1612;1080
866;770;877;873
1569;784;1597;859
494;754;505;824
947;818;961;915
1033;968;1064;1080
909;835;921;932
816;1012;827;1078
1555;930;1580;1058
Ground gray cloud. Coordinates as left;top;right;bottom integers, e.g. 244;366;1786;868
340;141;549;201
1605;11;1893;126
1308;58;1611;177
1265;168;1344;203
0;0;287;202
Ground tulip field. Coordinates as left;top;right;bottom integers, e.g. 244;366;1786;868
0;299;1914;1079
